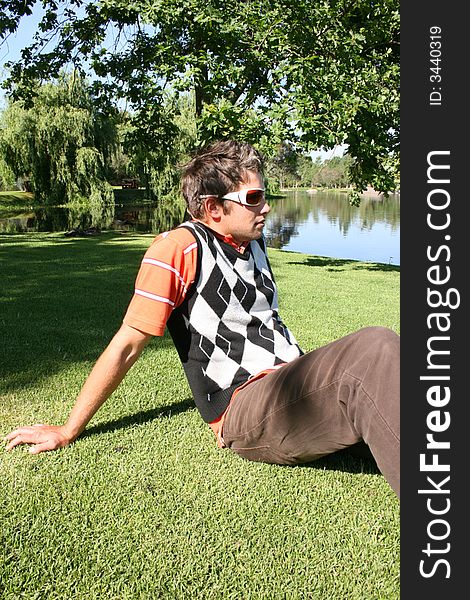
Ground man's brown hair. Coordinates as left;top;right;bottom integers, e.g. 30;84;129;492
181;140;265;219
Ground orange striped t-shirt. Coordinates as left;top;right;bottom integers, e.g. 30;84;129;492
123;227;198;336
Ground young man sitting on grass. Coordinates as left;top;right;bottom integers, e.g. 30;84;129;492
5;140;400;497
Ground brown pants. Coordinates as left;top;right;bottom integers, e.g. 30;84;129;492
222;327;400;497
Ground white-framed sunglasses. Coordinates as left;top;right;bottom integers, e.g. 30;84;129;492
199;187;265;207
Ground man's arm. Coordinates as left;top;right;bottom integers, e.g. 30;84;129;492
4;323;152;454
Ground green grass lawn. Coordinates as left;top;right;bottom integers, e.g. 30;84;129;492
0;232;400;600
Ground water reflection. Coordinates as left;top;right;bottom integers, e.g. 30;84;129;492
0;203;115;234
0;190;400;264
265;190;400;264
266;191;400;244
0;198;186;235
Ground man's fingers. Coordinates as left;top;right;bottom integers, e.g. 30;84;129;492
5;425;44;441
4;426;52;451
29;440;57;455
5;429;22;441
5;431;38;451
5;433;41;451
5;434;24;451
4;424;70;453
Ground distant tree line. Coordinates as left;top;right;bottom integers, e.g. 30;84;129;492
265;142;353;191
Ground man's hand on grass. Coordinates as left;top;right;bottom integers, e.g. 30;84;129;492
4;424;73;454
4;325;152;457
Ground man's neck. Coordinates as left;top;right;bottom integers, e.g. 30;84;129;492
194;220;249;253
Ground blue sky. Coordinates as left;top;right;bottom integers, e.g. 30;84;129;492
0;2;44;108
0;3;44;70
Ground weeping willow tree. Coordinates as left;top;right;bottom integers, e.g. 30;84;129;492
0;154;16;190
122;90;198;204
0;72;116;207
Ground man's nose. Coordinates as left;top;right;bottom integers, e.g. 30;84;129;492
260;200;271;215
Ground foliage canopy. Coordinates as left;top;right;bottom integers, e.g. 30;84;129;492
1;0;399;200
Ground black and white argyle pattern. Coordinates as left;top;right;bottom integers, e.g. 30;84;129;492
167;222;303;422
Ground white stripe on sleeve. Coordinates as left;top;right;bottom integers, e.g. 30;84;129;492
134;289;175;306
141;258;189;294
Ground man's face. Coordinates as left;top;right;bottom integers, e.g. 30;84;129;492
219;170;271;244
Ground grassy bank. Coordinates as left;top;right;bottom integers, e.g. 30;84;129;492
0;232;399;599
0;191;35;211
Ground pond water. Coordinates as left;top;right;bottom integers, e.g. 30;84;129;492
0;190;400;265
265;190;400;265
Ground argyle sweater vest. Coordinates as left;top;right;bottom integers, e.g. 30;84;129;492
166;221;303;422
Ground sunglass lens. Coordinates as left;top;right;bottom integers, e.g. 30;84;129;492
246;190;264;205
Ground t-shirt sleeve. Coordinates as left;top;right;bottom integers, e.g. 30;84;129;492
123;228;198;336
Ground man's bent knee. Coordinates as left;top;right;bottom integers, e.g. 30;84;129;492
357;326;399;345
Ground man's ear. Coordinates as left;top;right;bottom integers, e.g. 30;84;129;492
203;196;223;222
